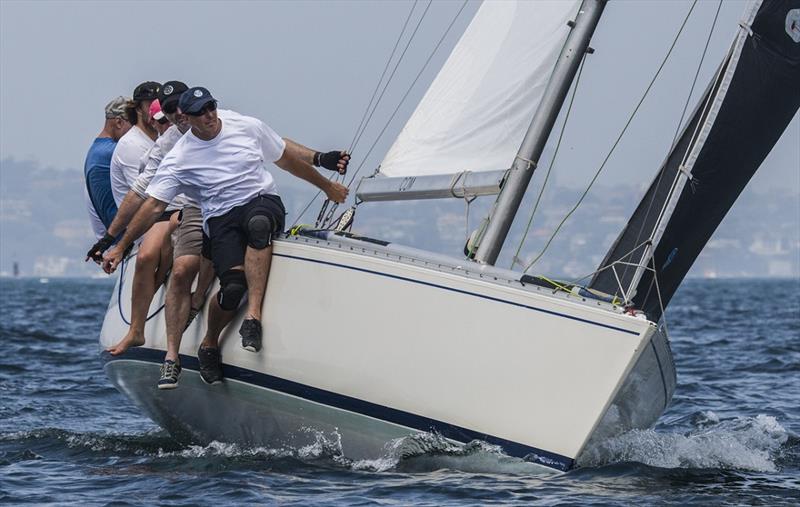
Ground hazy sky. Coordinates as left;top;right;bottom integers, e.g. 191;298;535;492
1;0;798;196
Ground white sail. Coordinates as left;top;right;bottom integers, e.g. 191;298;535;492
378;0;581;178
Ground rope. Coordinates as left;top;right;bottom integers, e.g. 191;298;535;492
615;0;722;287
510;53;587;269
116;249;166;326
523;0;699;274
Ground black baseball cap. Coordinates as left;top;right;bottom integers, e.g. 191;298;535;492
179;86;216;114
133;81;161;102
158;81;189;113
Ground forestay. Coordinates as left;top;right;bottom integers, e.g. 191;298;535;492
358;0;581;201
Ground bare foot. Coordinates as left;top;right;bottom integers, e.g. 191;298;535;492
107;330;145;356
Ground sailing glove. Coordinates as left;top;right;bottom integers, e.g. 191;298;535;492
314;150;349;174
87;232;115;263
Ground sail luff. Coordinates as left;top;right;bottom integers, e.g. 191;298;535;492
591;0;800;319
474;0;607;265
622;2;761;302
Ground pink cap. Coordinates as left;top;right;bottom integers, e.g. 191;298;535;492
149;99;165;121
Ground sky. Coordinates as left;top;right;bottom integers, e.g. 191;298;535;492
1;0;798;192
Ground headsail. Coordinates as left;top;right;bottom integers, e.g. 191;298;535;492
590;0;800;320
357;0;581;201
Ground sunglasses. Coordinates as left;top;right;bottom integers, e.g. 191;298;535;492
156;116;170;125
186;101;217;117
161;101;178;114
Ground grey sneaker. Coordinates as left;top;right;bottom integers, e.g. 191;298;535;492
240;318;262;353
197;346;223;384
158;360;181;390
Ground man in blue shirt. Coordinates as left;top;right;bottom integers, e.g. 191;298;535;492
84;96;132;252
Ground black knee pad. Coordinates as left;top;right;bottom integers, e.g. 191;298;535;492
246;214;275;249
217;269;247;311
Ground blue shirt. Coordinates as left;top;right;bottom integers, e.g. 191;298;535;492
84;137;118;229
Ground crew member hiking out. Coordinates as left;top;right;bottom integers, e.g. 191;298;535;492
102;86;350;385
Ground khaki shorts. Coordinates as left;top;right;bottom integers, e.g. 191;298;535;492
172;206;204;259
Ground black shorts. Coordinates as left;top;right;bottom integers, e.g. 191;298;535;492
206;194;286;275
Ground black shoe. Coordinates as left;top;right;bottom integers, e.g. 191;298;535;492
240;318;262;353
197;346;223;384
157;359;181;390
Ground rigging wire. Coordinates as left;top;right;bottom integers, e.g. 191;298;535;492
305;0;469;231
509;53;588;270
523;0;699;274
290;0;438;228
349;1;430;155
345;0;470;189
615;0;723;290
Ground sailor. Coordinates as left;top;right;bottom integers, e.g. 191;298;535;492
149;99;172;136
83;96;132;243
110;81;160;206
102;86;350;385
96;81;183;357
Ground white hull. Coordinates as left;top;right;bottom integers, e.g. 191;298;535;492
101;233;676;472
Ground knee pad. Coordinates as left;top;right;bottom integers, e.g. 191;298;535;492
217;269;247;311
246;214;275;249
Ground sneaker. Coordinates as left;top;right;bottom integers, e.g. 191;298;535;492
157;359;181;390
197;346;223;384
240;318;262;352
184;306;201;331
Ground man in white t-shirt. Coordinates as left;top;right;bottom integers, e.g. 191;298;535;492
103;86;349;385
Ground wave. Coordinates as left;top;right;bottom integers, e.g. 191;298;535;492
4;414;794;475
577;413;793;473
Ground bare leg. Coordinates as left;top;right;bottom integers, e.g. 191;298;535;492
154;228;174;289
164;254;200;362
244;246;273;321
191;256;215;310
108;221;173;355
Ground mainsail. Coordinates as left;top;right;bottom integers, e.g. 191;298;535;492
590;0;800;320
357;0;581;201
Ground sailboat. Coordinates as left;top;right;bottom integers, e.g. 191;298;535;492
100;0;800;473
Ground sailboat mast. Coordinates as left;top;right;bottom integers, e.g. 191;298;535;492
473;0;606;266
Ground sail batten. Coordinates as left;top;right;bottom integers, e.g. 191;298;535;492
376;0;582;181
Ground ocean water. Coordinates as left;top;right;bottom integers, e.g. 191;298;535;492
0;277;798;506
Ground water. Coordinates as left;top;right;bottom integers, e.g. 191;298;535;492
1;277;798;505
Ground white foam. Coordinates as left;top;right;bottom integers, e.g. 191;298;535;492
578;413;789;472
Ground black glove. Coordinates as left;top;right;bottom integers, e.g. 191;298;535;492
314;150;349;174
86;232;115;263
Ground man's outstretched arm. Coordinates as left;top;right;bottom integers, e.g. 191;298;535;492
102;196;168;273
274;150;349;203
283;138;349;175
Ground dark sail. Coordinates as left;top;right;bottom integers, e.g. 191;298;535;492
590;0;800;320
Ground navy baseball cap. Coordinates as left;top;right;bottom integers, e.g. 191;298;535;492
158;80;189;113
178;86;217;114
133;81;161;102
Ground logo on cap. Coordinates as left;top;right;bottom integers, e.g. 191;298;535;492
164;85;174;95
194;90;203;98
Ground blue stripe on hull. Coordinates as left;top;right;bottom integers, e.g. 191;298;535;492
274;252;639;336
103;348;574;472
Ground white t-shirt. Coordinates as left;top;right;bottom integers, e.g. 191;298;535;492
147;109;286;232
110;125;155;206
131;125;192;210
